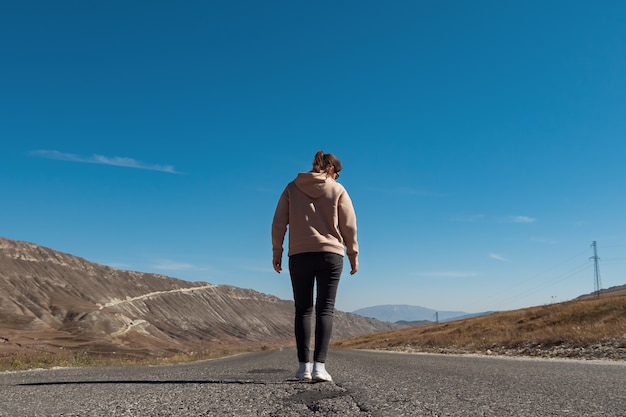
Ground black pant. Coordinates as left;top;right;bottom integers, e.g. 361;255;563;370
289;252;343;363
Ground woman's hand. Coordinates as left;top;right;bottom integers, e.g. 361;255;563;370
273;257;282;273
349;259;358;275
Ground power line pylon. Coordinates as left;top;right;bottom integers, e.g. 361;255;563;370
590;241;602;298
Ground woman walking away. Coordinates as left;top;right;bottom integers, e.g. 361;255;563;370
272;150;359;382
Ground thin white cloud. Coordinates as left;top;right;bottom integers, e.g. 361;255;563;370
488;253;508;262
509;215;535;223
30;150;180;174
413;271;478;278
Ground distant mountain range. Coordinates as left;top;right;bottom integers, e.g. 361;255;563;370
352;304;491;323
0;237;400;356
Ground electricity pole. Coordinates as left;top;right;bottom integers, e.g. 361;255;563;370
590;241;602;298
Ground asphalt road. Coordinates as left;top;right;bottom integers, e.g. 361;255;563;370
1;348;625;416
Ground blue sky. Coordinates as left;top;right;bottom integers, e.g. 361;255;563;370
2;1;625;314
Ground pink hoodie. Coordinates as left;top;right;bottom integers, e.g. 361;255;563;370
272;171;358;266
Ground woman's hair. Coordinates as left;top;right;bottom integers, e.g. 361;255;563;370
312;150;342;174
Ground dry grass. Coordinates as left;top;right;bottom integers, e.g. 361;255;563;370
333;294;626;359
0;347;249;372
0;343;277;372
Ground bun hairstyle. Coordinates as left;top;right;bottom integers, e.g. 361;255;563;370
312;150;342;175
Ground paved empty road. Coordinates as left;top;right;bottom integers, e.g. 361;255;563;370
1;348;625;416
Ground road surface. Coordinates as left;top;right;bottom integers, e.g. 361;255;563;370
1;348;625;416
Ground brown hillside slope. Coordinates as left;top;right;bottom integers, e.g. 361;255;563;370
0;237;399;364
334;294;626;361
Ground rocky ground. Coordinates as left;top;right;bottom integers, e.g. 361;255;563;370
384;336;626;361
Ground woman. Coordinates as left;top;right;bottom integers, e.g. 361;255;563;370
271;150;359;382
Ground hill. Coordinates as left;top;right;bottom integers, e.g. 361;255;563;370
577;283;626;299
0;237;399;366
335;293;626;361
353;304;472;323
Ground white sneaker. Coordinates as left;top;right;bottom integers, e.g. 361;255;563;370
312;362;332;382
295;362;312;380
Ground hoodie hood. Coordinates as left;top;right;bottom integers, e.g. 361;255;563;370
293;171;334;199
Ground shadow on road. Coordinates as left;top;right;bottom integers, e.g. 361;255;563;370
17;379;328;386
